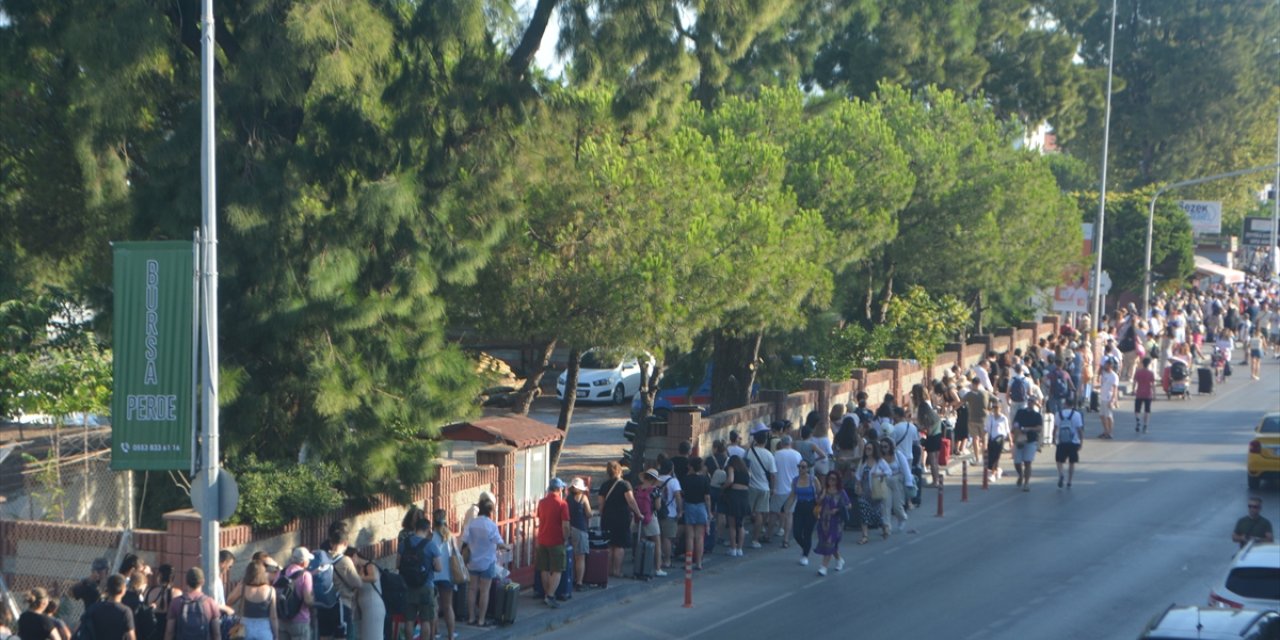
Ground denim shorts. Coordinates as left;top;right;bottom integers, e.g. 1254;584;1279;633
468;562;498;580
683;502;709;526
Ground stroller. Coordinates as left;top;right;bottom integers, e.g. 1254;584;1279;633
1163;358;1190;399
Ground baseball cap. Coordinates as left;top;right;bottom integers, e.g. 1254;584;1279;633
92;558;109;573
289;546;314;566
548;478;566;491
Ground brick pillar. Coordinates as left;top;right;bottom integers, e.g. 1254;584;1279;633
802;379;831;437
163;509;203;575
759;389;788;427
1042;315;1062;336
877;360;905;406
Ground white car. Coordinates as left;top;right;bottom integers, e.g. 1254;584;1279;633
1209;542;1280;610
556;348;655;404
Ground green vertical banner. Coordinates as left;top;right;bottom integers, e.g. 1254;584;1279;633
111;241;196;470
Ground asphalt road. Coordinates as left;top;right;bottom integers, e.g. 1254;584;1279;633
521;358;1280;640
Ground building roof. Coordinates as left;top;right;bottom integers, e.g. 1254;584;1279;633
440;415;564;449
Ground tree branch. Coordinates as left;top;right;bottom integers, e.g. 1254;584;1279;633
508;0;561;79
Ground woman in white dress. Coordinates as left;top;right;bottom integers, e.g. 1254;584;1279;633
345;548;384;640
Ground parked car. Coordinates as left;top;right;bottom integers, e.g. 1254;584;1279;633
1209;542;1280;610
631;365;713;422
1138;604;1278;639
557;348;655;404
1248;413;1280;489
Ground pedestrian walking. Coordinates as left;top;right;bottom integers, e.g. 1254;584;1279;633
1012;397;1044;492
1232;498;1274;547
783;461;818;566
813;471;851;576
1054;405;1084;489
984;400;1010;483
1247;329;1265;380
1133;356;1156;433
1097;359;1119;439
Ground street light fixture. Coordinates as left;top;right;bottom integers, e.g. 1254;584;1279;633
1142;162;1280;319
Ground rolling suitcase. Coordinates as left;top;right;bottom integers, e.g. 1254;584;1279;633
583;548;610;588
487;580;519;625
452;584;470;625
1197;367;1214;394
533;544;573;600
633;528;655;580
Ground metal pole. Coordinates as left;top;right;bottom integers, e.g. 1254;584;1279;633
199;0;222;602
1272;104;1278;280
1091;0;1119;327
1143;163;1280;315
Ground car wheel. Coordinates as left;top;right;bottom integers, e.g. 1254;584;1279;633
1248;474;1261;490
612;384;626;405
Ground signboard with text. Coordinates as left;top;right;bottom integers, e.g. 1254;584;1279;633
111;241;195;470
1241;217;1276;247
1177;200;1222;236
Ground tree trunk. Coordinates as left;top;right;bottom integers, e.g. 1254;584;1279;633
512;338;557;416
508;0;560;79
972;289;985;336
710;331;763;414
875;258;896;324
548;347;580;477
634;358;666;422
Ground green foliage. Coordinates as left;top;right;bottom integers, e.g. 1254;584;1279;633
21;452;67;522
1;288;111;423
229;455;346;530
1078;189;1195;295
1059;0;1277;208
881;286;970;368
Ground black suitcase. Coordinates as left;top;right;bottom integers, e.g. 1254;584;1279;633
487;580;519;625
1197;367;1214;394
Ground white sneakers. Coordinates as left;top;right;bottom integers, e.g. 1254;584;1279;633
835;558;845;571
750;541;763;549
817;567;827;576
655;569;668;577
798;556;809;566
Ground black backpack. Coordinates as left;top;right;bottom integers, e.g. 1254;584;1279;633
398;536;431;588
378;568;407;618
274;568;305;621
175;594;211;640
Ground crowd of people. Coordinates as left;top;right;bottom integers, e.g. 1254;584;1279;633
591;277;1280;577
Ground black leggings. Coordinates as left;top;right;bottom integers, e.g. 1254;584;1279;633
792;500;816;556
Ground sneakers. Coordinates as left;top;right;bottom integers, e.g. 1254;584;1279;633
735;548;744;557
777;527;786;537
750;541;763;549
835;558;845;571
798;556;809;566
544;596;559;609
817;567;827;576
1058;475;1064;488
654;570;668;577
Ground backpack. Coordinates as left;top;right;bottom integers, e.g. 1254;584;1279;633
274;568;305;621
1008;377;1027;403
175;594;211;640
378;568;407;618
1057;410;1078;444
1051;371;1071;400
398;536;431;589
652;479;673;519
1118;324;1137;353
309;550;339;609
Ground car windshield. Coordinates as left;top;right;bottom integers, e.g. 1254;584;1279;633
1226;567;1280;600
581;351;624;370
1260;416;1280;434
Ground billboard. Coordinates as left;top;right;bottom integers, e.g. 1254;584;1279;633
1177;200;1222;236
111;241;196;470
1241;216;1276;247
1051;223;1092;314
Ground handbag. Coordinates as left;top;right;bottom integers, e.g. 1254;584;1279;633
448;539;467;584
870;476;889;501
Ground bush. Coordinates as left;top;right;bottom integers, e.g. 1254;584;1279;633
229;455;345;530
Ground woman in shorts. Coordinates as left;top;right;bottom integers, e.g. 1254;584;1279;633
1248;328;1265;380
680;458;712;570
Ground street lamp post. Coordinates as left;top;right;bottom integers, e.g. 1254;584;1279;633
1091;0;1119;327
1142;162;1280;318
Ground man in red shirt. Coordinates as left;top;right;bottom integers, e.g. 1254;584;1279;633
535;478;571;608
1133;356;1157;434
